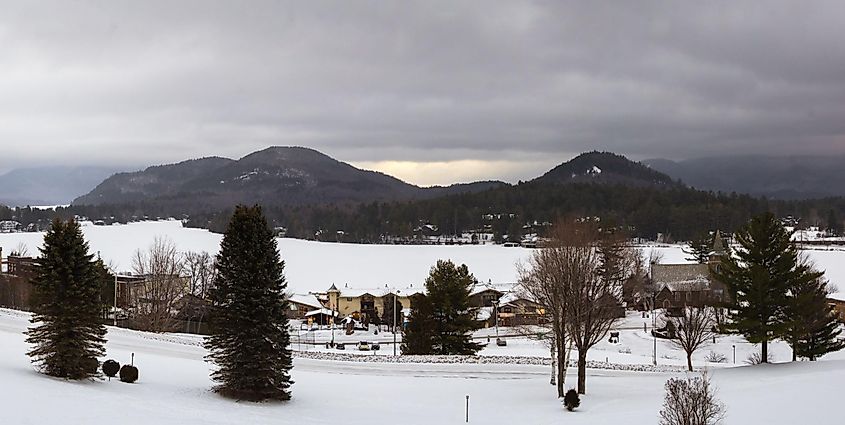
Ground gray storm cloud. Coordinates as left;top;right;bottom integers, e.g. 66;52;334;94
1;1;844;184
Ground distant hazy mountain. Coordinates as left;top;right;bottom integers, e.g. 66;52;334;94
535;151;678;188
0;166;122;207
643;155;845;199
74;146;507;208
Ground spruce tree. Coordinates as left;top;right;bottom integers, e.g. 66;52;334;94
425;260;483;355
401;294;435;355
25;219;107;379
787;274;845;361
683;232;714;264
205;205;293;401
713;213;799;363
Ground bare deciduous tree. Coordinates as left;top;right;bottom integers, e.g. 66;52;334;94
131;237;187;332
564;223;628;395
518;238;571;397
659;372;725;425
672;306;718;371
521;219;630;396
184;251;217;299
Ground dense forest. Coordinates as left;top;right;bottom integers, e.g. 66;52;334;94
5;179;842;244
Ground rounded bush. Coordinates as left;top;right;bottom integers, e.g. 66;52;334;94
84;357;99;375
564;389;580;412
119;365;139;383
102;360;120;378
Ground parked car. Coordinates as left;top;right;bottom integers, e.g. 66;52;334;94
371;342;380;351
357;341;370;351
336;343;346;350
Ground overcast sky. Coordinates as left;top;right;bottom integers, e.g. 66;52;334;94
1;1;844;185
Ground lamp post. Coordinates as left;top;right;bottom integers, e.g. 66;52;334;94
494;299;500;341
652;294;657;366
393;290;400;356
733;345;736;364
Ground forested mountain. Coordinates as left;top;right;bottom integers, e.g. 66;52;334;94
73;147;506;208
644;155;845;200
537;151;678;188
4;149;841;243
0;166;121;206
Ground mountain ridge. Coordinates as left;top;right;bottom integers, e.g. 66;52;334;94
643;154;845;199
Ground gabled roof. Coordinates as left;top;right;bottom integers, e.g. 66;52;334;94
288;293;323;309
652;263;710;284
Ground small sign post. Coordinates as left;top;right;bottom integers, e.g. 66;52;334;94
465;395;470;422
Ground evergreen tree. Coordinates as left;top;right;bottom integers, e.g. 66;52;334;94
786;274;845;361
425;260;483;355
683;232;714;264
713;213;800;363
401;294;435;355
205;205;293;401
25;219;107;379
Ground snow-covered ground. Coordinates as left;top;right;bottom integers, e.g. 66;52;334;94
2;220;845;298
0;221;532;293
2;222;845;423
2;307;844;424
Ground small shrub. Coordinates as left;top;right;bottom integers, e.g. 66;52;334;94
659;373;724;425
84;357;99;375
704;351;727;363
119;365;139;383
102;360;120;378
744;351;773;365
564;389;580;411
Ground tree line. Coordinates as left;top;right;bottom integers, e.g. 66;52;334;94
3;180;845;243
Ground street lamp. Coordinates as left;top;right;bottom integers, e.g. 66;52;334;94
393;290;400;356
494;299;500;341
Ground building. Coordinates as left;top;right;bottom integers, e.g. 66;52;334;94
493;292;547;326
828;294;845;322
0;251;36;310
651;231;728;309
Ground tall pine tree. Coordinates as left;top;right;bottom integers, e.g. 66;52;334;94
425;260;483;355
205;205;293;401
25;219;107;379
786;273;845;361
713;213;800;363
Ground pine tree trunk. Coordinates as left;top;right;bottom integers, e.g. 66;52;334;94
577;351;587;395
762;338;768;363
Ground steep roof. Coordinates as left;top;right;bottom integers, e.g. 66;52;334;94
288;293;324;309
651;263;712;290
712;230;726;255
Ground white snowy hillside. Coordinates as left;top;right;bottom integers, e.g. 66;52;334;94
2;307;845;424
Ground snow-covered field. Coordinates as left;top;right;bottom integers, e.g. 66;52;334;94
3;222;845;423
2;220;844;298
2;307;844;424
0;221;531;293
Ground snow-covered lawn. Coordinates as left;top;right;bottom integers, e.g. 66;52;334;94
2;308;844;424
